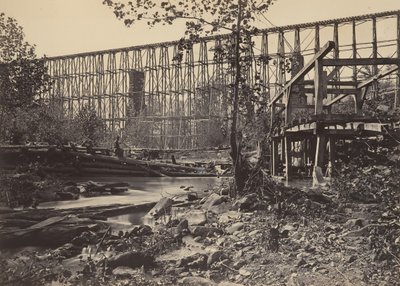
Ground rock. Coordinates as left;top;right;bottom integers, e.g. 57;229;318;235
71;231;98;246
226;222;244;234
129;225;153;236
179;253;208;269
147;197;173;218
233;260;246;270
52;243;80;258
238;268;251;277
56;192;79;200
219;211;241;224
194;236;203;243
202;193;224;210
112;266;136;277
209;202;232;214
220;188;229;196
186;210;207;226
218;282;244;286
187;192;199;201
207;250;225;267
247;230;260;236
63;185;80;194
287;273;304;286
191;226;222;238
176;219;190;237
233;193;258;211
179;276;216;286
377;104;389;112
296;258;307;267
108;251;154;269
216;237;226;246
344;218;367;229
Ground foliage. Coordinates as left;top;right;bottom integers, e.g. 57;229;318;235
73;106;106;145
0;165;62;208
0;104;76;145
332;155;400;207
103;0;276;195
0;13;53;144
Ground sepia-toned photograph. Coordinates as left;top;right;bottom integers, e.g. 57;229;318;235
0;0;400;285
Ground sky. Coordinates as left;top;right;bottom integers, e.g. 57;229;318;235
1;0;399;57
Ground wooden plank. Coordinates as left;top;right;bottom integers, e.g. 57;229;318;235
322;58;400;66
269;41;335;106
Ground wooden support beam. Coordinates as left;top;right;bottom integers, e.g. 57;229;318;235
354;91;363;115
285;86;293;124
304;88;358;95
322;58;400;66
315;135;326;168
352;20;357;81
269;41;335;106
325;93;351;106
314;25;320;53
314;59;326;115
272;139;279;176
302;80;357;86
357;66;399;89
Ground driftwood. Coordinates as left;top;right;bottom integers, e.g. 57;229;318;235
0;215;106;248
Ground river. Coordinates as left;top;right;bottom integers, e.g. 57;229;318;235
40;176;226;210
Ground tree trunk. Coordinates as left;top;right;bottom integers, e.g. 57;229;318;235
230;0;244;197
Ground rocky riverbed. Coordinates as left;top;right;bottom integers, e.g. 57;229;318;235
0;180;399;286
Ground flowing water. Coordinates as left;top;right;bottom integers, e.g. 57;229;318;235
40;176;225;210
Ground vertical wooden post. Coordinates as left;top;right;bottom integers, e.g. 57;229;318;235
314;59;326;115
333;22;339;78
314;25;320;54
315;135;326;169
285;87;292;125
352;20;357;81
372;17;378;99
285;136;292;184
328;136;336;178
272;139;279;176
355;90;363;115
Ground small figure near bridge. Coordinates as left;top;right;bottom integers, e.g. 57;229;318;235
114;136;124;158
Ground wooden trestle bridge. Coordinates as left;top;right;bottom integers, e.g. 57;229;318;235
38;10;400;180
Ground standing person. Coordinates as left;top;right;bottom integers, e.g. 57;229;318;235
114;136;123;158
